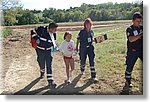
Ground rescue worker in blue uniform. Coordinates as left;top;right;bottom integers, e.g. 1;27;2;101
31;23;58;87
125;12;143;87
76;18;98;83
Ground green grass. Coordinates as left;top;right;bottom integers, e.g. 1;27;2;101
56;25;142;94
1;28;13;38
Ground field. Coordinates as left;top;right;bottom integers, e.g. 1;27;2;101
0;20;143;95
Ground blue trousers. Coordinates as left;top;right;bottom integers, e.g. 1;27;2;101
79;45;96;78
125;51;143;81
36;49;53;83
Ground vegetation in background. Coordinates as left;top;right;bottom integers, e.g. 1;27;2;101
1;28;13;38
2;0;143;26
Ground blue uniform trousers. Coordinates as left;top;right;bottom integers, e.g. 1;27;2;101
125;51;143;81
36;48;53;83
79;45;96;78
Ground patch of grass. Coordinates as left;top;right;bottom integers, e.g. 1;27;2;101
1;28;13;38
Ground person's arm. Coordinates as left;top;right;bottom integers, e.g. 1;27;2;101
128;33;143;42
75;39;80;52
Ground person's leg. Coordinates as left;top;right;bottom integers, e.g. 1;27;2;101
88;46;96;79
36;49;45;78
79;47;87;73
70;58;75;72
45;50;54;85
125;52;138;86
64;58;70;80
69;58;75;80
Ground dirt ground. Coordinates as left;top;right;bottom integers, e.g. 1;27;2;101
0;22;138;95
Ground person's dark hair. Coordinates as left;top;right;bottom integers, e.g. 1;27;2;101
64;31;72;40
132;12;143;20
48;22;58;29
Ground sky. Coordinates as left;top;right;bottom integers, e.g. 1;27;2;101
20;0;141;10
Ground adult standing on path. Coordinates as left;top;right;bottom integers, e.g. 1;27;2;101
75;18;98;83
31;23;58;88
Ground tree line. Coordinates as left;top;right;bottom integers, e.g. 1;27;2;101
2;0;143;26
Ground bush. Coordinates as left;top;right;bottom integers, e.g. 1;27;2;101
43;17;53;23
1;28;13;38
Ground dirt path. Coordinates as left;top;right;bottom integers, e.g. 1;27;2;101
0;24;134;95
1;28;102;95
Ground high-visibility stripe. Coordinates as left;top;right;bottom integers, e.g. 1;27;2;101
40;69;45;72
37;46;51;50
47;74;52;76
125;75;131;78
91;70;96;73
37;46;45;50
90;66;95;69
39;37;53;43
125;71;132;74
40;37;47;41
32;34;37;38
47;77;53;80
46;47;51;50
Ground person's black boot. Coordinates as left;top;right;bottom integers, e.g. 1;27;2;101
40;72;45;79
48;81;57;88
125;80;133;88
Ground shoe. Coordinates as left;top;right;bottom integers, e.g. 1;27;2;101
40;72;44;79
64;79;72;84
125;80;133;88
92;78;98;83
48;81;57;88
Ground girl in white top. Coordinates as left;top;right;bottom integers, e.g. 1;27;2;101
59;31;75;84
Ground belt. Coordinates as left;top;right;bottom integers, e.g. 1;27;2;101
37;46;52;50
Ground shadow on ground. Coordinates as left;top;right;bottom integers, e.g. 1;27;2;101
14;74;95;95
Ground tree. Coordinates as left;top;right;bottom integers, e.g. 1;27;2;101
3;9;17;26
17;10;39;25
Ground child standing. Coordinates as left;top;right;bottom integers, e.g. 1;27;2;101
76;18;98;83
59;31;75;84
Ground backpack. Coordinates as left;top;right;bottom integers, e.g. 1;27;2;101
30;30;37;49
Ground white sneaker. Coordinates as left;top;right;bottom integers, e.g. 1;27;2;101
92;78;98;83
67;79;72;84
65;79;71;84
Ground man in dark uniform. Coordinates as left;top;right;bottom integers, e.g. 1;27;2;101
76;18;97;82
125;12;143;87
31;23;58;87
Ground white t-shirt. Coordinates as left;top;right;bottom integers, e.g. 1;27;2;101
59;40;75;57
